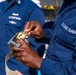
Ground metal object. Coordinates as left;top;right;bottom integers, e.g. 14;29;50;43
8;31;29;51
5;53;18;75
5;31;29;75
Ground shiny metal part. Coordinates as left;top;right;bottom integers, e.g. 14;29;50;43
5;31;29;75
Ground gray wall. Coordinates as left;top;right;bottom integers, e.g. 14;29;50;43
40;0;63;7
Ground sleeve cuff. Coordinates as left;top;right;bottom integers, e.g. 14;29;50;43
40;59;55;75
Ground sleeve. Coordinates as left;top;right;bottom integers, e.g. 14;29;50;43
40;57;76;75
36;21;54;44
40;16;76;75
28;8;45;25
0;1;6;16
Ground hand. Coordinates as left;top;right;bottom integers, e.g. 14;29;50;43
24;21;44;39
12;39;42;69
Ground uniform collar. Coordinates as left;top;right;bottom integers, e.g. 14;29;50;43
15;0;24;4
8;0;24;5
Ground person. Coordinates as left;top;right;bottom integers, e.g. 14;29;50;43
12;0;76;75
0;0;45;75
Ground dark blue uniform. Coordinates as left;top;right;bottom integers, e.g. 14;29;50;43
40;1;76;75
0;0;45;75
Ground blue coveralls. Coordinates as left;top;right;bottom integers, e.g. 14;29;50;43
0;0;45;75
40;1;76;75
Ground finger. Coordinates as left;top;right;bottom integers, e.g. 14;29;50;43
24;22;34;32
13;51;26;60
17;39;26;46
16;52;26;57
19;39;30;48
24;21;37;35
15;55;27;63
16;39;20;43
30;31;41;39
15;57;22;62
31;31;39;36
12;46;23;52
24;22;30;32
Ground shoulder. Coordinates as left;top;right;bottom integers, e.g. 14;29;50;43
0;1;8;9
63;17;76;25
21;0;42;14
0;0;7;4
62;7;76;22
23;0;40;10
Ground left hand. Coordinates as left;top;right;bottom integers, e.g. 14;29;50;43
24;21;44;39
12;39;42;69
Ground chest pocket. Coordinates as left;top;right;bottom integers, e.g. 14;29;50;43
54;19;76;50
5;19;23;34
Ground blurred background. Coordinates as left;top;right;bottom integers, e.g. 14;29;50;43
0;0;63;22
0;0;63;75
32;0;63;21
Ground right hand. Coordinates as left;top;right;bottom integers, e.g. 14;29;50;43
24;21;44;39
12;39;42;69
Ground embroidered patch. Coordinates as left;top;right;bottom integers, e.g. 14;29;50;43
9;21;17;24
12;13;19;16
9;16;21;20
61;23;76;34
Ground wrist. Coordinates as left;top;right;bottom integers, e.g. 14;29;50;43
36;57;43;69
